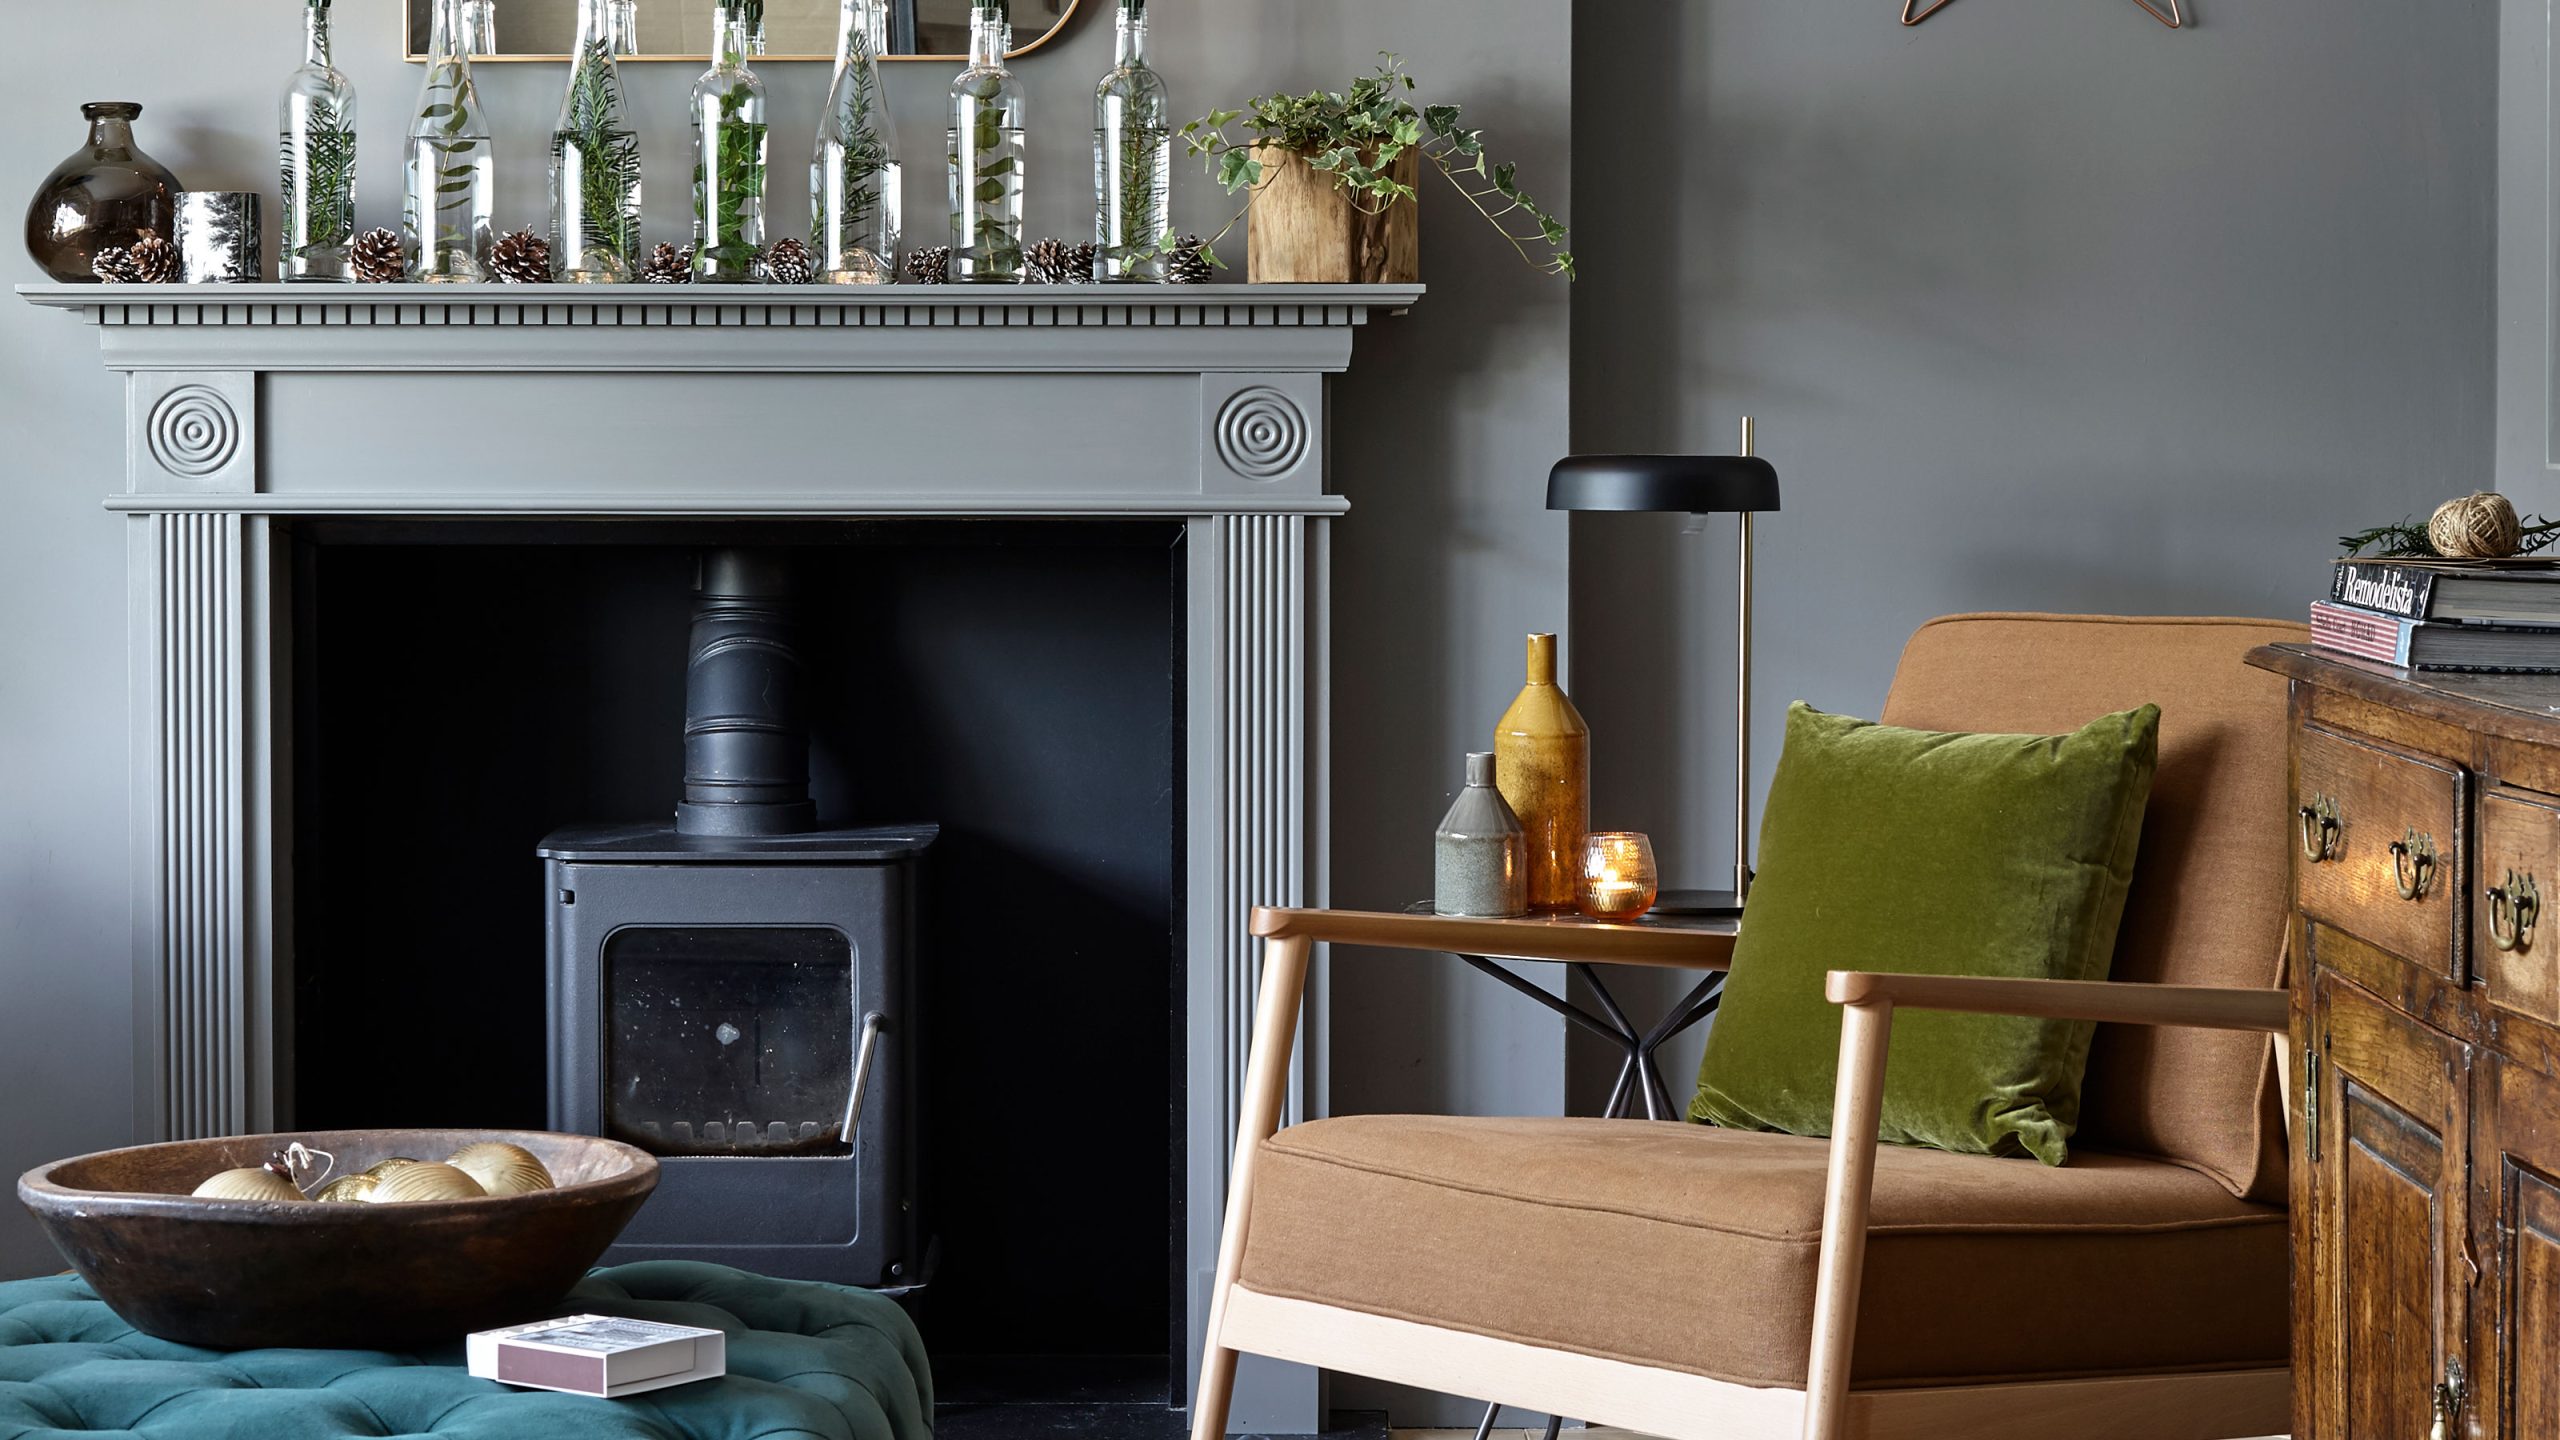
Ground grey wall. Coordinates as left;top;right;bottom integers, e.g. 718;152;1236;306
1568;0;2498;1106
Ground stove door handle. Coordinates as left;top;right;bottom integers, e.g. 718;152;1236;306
840;1011;888;1147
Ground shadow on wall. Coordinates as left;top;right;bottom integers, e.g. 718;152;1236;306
1568;0;1706;1116
1311;25;1577;1126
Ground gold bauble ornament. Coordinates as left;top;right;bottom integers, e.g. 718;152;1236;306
192;1166;304;1202
363;1162;486;1203
361;1156;423;1179
445;1142;554;1197
314;1174;380;1203
2428;492;2524;559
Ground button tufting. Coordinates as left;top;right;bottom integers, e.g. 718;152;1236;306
0;1262;930;1440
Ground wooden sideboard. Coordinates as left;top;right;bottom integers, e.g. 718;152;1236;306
2250;644;2560;1440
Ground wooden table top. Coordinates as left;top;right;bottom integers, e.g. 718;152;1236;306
2248;642;2560;746
1251;905;1738;970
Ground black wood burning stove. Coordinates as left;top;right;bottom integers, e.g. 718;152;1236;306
541;549;932;1287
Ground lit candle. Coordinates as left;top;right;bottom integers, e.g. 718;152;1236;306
1577;831;1659;920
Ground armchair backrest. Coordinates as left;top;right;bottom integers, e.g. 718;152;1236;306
1879;613;2305;1203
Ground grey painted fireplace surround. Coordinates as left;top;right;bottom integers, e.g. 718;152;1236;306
22;280;1421;1432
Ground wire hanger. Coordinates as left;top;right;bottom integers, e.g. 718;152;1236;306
1902;0;2183;28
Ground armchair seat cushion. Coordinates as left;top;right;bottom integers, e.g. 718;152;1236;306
1236;1114;2287;1391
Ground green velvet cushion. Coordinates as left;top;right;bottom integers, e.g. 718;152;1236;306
1688;700;2161;1165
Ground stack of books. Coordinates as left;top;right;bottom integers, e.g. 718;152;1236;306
2315;559;2560;673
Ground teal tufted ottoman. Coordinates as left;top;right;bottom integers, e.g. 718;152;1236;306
0;1261;931;1440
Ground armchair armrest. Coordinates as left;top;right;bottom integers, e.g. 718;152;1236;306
1798;968;2288;1439
1250;905;1736;972
1822;971;2286;1033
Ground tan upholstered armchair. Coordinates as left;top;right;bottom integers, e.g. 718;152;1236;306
1189;615;2308;1440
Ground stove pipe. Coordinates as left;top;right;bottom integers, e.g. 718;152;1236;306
675;548;817;838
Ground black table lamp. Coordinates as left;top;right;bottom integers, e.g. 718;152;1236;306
1547;419;1782;917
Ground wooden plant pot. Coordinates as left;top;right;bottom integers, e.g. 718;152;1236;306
1245;142;1420;285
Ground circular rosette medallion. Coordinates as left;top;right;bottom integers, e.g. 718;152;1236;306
1215;387;1309;482
147;386;241;480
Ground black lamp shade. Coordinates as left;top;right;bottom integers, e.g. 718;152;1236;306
1546;454;1781;515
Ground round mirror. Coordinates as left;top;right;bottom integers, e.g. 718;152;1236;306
406;0;1079;62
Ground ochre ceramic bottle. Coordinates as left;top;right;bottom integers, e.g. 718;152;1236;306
1495;633;1591;914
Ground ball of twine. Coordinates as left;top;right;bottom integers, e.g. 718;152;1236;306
2429;492;2523;559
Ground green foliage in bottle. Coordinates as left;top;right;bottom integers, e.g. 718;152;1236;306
281;98;357;255
556;33;642;273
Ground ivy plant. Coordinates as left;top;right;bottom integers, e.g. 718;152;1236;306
1178;53;1573;279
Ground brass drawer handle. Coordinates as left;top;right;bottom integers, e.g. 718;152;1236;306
2298;795;2341;862
2392;829;2437;901
2430;1362;2466;1440
2491;870;2540;952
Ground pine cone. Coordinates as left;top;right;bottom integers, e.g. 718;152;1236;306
350;227;406;284
1023;238;1072;285
1164;234;1214;285
125;229;180;284
488;227;553;284
759;237;816;286
641;242;694;285
902;245;950;285
1065;241;1097;284
90;246;137;284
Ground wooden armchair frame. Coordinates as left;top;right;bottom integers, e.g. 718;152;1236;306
1191;907;2292;1440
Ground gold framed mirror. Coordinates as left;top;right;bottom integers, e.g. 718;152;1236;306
405;0;1079;63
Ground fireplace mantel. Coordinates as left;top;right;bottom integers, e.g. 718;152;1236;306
23;283;1418;520
26;280;1414;1434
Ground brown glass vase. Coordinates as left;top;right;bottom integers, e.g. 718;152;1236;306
25;102;181;283
1495;633;1591;914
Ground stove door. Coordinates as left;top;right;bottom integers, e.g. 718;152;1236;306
600;924;857;1158
544;857;914;1286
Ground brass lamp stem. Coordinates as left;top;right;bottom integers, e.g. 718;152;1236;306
1735;416;1757;903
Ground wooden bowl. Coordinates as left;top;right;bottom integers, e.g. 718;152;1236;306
17;1129;658;1350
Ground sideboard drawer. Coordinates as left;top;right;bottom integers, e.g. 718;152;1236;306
2481;786;2560;1024
2295;723;2466;979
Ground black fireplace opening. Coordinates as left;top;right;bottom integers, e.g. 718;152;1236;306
287;519;1185;1411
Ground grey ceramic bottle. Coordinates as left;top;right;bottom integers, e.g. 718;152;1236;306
1434;751;1528;918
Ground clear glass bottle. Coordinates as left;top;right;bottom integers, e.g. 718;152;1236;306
609;0;640;55
405;0;494;282
280;0;358;283
811;0;900;284
550;0;641;283
946;0;1024;283
464;0;498;55
744;0;769;55
1093;0;1168;282
691;3;768;281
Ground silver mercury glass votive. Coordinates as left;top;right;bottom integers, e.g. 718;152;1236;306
173;191;264;283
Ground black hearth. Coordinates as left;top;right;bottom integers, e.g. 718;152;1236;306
541;549;932;1286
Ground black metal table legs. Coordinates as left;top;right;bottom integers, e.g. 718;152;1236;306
1456;958;1724;1121
1471;1406;1565;1440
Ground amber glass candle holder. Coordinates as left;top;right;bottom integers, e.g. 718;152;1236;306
1577;832;1659;920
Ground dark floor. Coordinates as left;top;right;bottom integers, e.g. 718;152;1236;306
930;1356;1385;1440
